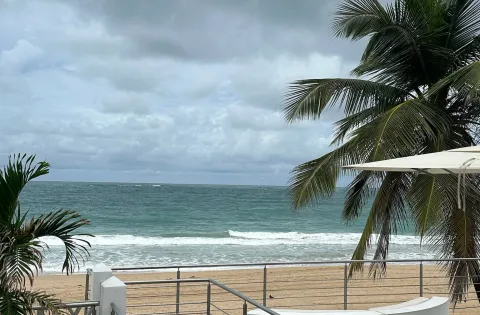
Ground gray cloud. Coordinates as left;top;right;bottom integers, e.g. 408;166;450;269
69;0;365;62
0;0;364;185
102;92;152;115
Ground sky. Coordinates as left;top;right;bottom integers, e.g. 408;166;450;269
0;0;366;185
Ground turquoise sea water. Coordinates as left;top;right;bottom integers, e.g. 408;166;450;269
20;182;433;273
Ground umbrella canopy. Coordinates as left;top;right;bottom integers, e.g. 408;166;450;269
344;146;480;211
344;146;480;174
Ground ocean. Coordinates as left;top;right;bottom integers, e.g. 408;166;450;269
20;181;433;273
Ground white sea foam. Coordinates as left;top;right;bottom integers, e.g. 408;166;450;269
37;231;422;247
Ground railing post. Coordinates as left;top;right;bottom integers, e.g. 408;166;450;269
91;265;113;303
100;277;126;315
176;268;181;315
85;270;91;315
85;271;90;300
263;265;267;306
206;282;211;315
243;300;247;315
420;261;424;297
344;263;348;310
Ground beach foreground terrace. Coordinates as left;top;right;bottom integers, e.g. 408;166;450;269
32;259;480;315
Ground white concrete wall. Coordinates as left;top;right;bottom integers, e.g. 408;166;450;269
100;276;127;315
90;264;113;302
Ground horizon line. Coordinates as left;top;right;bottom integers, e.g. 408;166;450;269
32;179;348;188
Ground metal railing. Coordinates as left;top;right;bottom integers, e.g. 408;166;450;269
111;302;121;315
33;301;99;315
85;267;93;301
123;278;278;315
85;258;480;314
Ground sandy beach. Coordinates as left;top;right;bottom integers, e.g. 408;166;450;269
33;264;479;315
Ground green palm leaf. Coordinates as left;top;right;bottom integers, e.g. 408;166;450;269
0;154;49;226
0;154;91;314
284;79;407;123
349;172;410;277
342;171;378;222
0;284;60;315
289;138;374;209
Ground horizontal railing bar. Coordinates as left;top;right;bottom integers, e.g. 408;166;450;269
349;276;422;281
128;301;207;308
268;286;346;292
216;281;265;285
349;292;419;297
425;284;480;288
133;311;208;315
348;301;411;305
450;305;480;309
210;279;280;315
269;279;346;284
269;302;349;307
33;301;100;310
349;284;420;289
210;303;232;315
127;285;179;290
255;278;344;284
128;292;206;299
111;257;480;271
210;307;250;312
265;294;346;300
125;279;210;285
211;299;251;303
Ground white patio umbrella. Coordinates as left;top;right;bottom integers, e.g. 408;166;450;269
344;146;480;174
344;146;480;210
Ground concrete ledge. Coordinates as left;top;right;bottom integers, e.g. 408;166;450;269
248;309;380;315
369;298;429;312
369;297;449;315
247;297;449;315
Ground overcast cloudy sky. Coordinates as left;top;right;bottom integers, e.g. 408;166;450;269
0;0;365;185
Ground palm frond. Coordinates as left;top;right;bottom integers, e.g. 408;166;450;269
342;171;378;222
349;0;451;87
427;175;480;305
348;172;410;277
0;154;49;226
21;210;91;275
408;174;443;244
430;60;480;97
332;0;390;40
454;35;480;68
445;0;480;52
289;137;375;210
352;98;451;160
284;78;407;123
0;285;60;315
331;101;401;145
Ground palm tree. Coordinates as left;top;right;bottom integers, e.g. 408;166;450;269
285;0;480;304
0;154;91;314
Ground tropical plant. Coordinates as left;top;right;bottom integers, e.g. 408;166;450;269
0;154;91;315
284;0;480;305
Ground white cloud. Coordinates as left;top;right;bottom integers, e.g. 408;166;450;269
0;40;43;73
0;0;362;185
